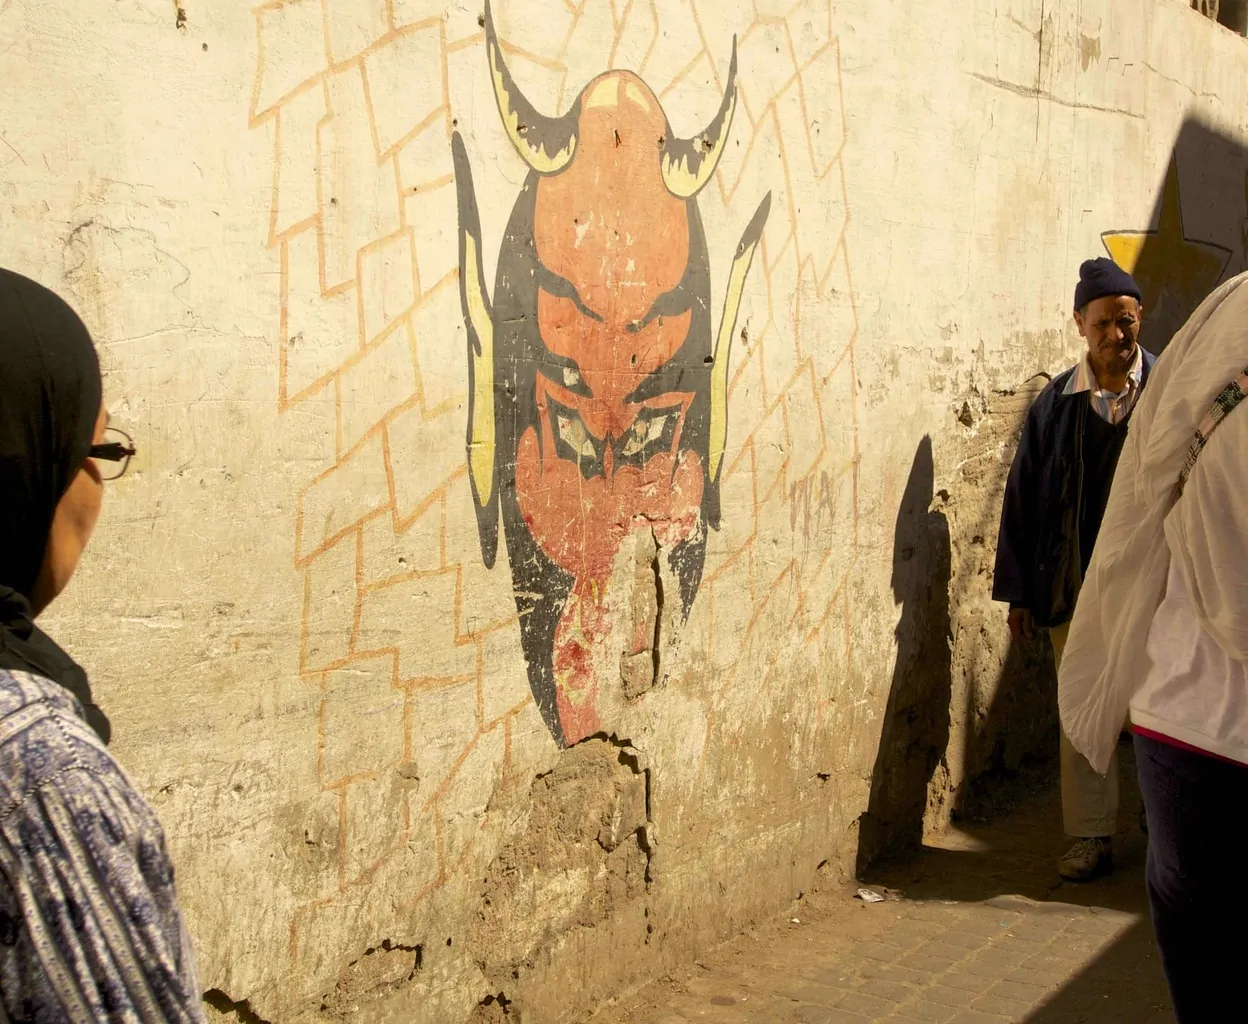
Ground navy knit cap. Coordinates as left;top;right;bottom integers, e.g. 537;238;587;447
1073;257;1142;312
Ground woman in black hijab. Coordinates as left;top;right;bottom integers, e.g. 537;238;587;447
0;268;113;741
0;269;205;1021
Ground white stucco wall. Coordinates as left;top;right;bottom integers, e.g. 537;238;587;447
2;0;1244;1019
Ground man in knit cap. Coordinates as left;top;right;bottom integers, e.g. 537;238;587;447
994;257;1155;881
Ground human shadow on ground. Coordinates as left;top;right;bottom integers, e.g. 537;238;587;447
1025;918;1172;1023
864;736;1147;913
856;437;952;874
862;738;1173;1021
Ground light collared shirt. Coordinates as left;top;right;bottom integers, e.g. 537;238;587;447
1062;344;1144;425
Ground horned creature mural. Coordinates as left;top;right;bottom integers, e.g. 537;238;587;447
453;0;771;746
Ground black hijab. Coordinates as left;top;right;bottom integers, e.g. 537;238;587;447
0;268;111;743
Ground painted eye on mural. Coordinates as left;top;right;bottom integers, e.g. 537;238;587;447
614;405;681;470
548;396;605;480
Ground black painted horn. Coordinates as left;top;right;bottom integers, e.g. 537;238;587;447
483;0;578;174
660;38;739;199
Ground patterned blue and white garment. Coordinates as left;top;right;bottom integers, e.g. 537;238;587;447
0;668;204;1023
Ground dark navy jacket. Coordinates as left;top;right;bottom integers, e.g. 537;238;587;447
992;349;1156;629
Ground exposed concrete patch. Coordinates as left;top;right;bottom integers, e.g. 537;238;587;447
469;737;653;1021
314;939;425;1020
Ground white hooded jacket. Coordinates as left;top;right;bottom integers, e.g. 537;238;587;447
1059;271;1248;774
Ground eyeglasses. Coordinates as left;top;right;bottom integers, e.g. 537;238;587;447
88;427;137;481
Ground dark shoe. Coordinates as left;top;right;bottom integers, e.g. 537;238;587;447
1058;837;1113;881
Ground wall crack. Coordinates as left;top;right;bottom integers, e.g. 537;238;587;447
965;72;1146;120
649;529;663;688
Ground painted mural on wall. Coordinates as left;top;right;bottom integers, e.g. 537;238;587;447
454;1;771;746
250;0;858;979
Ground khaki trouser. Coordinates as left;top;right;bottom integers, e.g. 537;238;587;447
1050;621;1119;837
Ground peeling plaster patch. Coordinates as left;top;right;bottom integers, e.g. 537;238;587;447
469;737;653;1012
320;939;424;1015
468;992;515;1022
203;990;271;1023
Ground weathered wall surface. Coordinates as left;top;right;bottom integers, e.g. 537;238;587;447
2;0;1245;1020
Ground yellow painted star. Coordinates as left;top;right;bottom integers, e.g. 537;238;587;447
1101;157;1232;320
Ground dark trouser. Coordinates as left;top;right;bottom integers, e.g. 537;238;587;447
1134;734;1248;1022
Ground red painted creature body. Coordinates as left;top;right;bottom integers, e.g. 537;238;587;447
454;0;769;746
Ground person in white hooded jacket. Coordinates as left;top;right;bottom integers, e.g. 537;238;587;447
1059;271;1248;1022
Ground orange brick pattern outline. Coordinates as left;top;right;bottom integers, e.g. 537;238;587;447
248;0;860;973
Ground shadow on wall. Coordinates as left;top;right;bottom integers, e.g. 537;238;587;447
856;437;952;874
1204;0;1248;36
953;635;1057;821
1105;116;1245;356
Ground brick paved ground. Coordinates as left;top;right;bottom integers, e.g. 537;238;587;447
593;740;1173;1024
